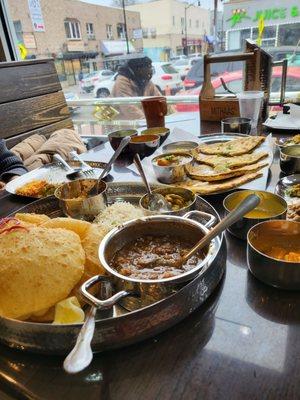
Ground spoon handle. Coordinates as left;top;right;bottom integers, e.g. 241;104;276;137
63;306;96;374
98;136;131;181
53;154;74;172
134;154;152;196
181;194;260;264
70;151;91;169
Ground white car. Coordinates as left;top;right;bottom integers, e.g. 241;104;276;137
172;57;202;80
81;69;114;93
93;74;117;98
94;63;182;97
151;62;183;94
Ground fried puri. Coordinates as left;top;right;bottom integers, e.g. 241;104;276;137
0;227;85;319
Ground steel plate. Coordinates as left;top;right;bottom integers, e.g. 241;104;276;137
5;160;109;199
197;133;249;145
1;182;226;355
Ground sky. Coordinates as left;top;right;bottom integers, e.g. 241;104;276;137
80;0;219;11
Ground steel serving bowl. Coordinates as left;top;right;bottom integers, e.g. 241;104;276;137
141;127;170;146
280;145;300;174
54;178;107;221
151;152;193;184
140;186;197;216
223;190;287;240
81;212;220;311
247;220;300;290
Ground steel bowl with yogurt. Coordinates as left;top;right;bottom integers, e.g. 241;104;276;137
151;152;193;184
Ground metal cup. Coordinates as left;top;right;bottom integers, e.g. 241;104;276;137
221;117;251;135
54;179;107;221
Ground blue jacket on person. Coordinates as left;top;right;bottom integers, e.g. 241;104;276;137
0;139;27;183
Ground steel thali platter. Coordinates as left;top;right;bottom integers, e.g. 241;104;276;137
1;182;226;355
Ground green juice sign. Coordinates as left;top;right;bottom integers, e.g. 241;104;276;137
228;5;299;28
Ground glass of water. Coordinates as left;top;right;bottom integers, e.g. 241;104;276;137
237;91;264;135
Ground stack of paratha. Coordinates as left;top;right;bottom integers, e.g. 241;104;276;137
177;136;269;195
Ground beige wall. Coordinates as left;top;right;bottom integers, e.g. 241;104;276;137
7;0;142;57
128;0;210;51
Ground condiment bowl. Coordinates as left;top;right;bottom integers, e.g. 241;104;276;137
280;145;300;174
80;212;220;311
54;179;107;221
141;127;170;145
223;190;287;240
151;152;193;184
108;129;138;154
247;220;300;290
140;186;196;216
128;134;160;162
162;141;198;153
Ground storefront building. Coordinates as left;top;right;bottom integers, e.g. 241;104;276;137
7;0;142;86
128;0;210;61
224;0;300;50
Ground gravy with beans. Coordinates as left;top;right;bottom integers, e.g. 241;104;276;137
111;235;203;280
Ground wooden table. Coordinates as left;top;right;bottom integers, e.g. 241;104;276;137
0;122;299;400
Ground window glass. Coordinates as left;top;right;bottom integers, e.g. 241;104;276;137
215;79;243;94
161;64;178;74
173;59;188;66
278;23;300;46
5;0;300;124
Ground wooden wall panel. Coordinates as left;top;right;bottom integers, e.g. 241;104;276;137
0;60;61;103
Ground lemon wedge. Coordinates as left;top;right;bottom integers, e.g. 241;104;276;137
53;296;85;325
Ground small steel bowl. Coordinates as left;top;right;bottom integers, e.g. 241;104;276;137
128;134;160;162
140;186;196;216
223;190;287;240
108;129;138;152
247;220;300;290
141;127;170;146
162;141;198;153
151;152;193;184
54;178;107;221
280;145;300;174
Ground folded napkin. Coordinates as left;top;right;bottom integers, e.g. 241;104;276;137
13;129;87;171
11;134;47;161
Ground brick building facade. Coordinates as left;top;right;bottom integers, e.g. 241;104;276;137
7;0;142;85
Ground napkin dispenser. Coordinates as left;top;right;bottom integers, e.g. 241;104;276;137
199;41;287;122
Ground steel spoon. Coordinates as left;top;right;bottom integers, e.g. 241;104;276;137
87;136;131;196
178;193;260;267
134;154;171;212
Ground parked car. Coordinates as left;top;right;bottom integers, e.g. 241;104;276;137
263;46;300;66
81;69;114;92
93;74;117;98
174;66;300;112
93;62;182;97
172;57;202;80
151;62;183;94
170;55;187;62
183;52;243;89
188;53;201;58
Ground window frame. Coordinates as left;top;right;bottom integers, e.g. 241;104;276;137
86;22;95;39
106;24;113;39
64;20;81;40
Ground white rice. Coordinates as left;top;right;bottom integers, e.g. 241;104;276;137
94;201;145;231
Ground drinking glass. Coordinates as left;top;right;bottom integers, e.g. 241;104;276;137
237;91;264;135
